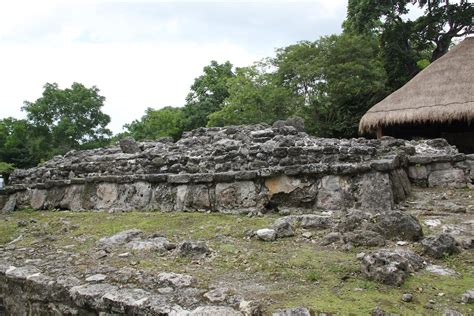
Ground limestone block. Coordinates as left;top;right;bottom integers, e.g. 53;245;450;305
30;189;47;210
316;175;353;210
215;181;257;212
407;165;428;180
428;169;467;188
95;183;119;210
149;184;176;212
176;184;213;211
357;172;393;211
265;175;304;194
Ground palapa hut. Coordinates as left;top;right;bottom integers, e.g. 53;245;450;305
359;37;474;153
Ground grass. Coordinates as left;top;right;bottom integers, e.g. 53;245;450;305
1;209;473;315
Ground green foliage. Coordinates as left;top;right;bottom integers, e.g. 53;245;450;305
269;34;387;137
0;117;43;168
207;65;301;127
344;0;473;90
22;82;111;155
125;106;184;141
0;161;15;183
181;61;235;131
314;34;388;137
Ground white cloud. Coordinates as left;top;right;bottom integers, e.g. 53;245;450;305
0;0;346;133
0;41;263;132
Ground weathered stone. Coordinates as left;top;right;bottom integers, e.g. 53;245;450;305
119;137;141;154
428;169;467;188
5;266;41;280
316;175;353;210
177;241;210;257
390;169;411;203
204;287;230;303
275;215;331;230
85;274;107;283
239;300;262;316
402;293;413;302
272;117;305;132
60;185;84;210
157;272;195;288
256;228;277;241
176;185;213;211
2;124;467;215
425;264;457;276
69;283;118;309
126;237;175;252
265;175;304;195
369;211;423;241
101;288;150;311
272;221;295;238
215;181;257;212
335;209;371;232
30;189;47;210
2;195;16;212
190;306;242;315
361;249;424;286
357;172;393;211
421;234;460;258
272;307;311;316
97;229;143;247
321;232;342;246
461;289;474;304
343;230;386;247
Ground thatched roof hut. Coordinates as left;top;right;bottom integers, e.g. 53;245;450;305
359;37;474;138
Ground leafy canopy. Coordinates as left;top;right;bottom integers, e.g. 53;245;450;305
124;106;184;141
22;82;112;154
181;61;235;131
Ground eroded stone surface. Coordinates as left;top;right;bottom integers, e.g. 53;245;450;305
2;125;468;213
361;249;424;286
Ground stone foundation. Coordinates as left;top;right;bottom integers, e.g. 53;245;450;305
1;125;471;213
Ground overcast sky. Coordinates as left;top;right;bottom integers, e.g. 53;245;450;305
0;0;347;133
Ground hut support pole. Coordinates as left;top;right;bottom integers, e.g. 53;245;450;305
376;126;383;139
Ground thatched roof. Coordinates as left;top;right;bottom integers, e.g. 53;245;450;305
359;37;474;134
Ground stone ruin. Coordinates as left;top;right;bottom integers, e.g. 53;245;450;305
1;122;474;315
1;122;473;214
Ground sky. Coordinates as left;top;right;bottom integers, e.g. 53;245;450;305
0;0;347;133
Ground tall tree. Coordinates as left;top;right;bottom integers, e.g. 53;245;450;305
22;82;112;155
344;0;473;90
181;61;235;131
207;65;300;127
124;106;184;141
0;118;43;168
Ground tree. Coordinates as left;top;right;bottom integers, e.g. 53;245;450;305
0;162;15;184
270;34;387;137
22;82;112;155
181;61;235;131
125;106;184;141
344;0;473;90
314;34;387;137
0;118;43;168
207;65;300;127
272;41;325;107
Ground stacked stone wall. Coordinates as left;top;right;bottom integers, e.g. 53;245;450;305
0;124;471;213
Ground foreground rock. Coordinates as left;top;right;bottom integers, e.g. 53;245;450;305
361;249;425;286
97;229;143;248
421;234;460;258
256;228;277;241
462;289;474;304
369;211;423;241
177;241;210;257
272;307;312;316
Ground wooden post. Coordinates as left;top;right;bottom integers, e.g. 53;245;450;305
376;126;383;139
